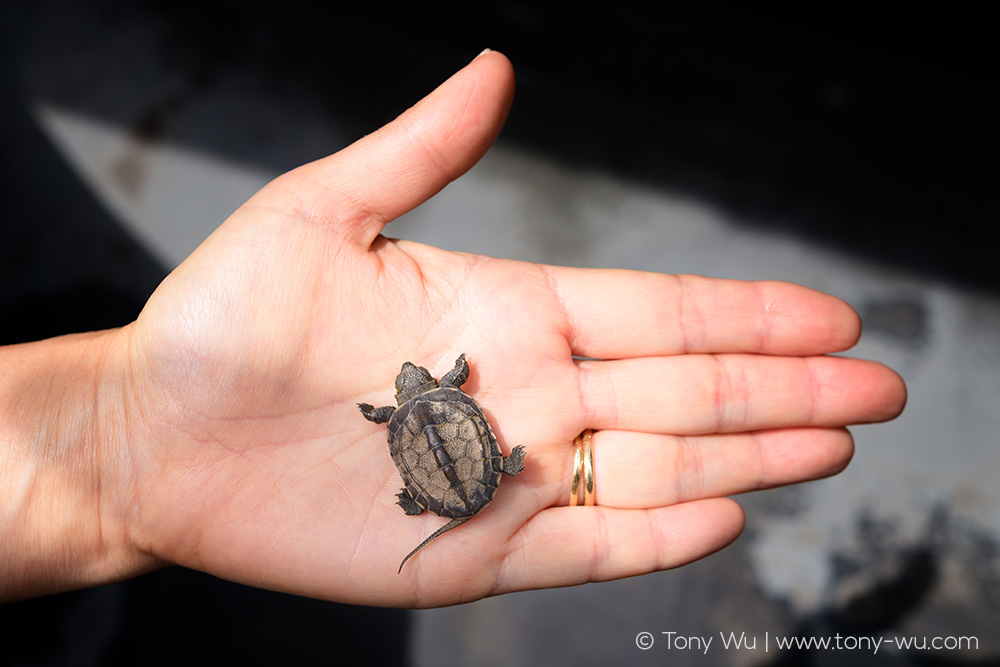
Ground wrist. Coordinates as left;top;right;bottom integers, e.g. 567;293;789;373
0;327;159;602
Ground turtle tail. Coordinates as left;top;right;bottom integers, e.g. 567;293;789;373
398;516;471;574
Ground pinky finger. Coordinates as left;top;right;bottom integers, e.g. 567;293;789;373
495;498;745;593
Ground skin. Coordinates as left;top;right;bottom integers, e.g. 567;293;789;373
0;51;906;607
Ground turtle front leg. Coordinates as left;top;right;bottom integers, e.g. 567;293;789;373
396;488;425;516
358;403;395;423
502;445;526;476
439;353;469;388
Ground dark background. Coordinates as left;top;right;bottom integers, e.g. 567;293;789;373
1;2;995;665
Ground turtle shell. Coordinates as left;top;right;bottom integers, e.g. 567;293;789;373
386;386;503;518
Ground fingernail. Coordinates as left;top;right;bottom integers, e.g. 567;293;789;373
473;48;492;61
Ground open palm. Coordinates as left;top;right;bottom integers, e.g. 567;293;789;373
117;52;905;608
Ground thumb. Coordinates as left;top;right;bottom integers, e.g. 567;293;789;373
256;50;515;248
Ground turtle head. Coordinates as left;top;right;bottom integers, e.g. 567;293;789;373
394;362;438;405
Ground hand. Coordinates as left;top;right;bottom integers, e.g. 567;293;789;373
103;51;906;608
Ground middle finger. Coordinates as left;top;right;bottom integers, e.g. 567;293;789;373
578;355;900;434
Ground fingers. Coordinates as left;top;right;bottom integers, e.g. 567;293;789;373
496;498;744;592
578;355;906;434
542;269;862;357
585;428;854;509
262;50;515;248
491;427;851;591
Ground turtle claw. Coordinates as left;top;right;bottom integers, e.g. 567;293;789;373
503;445;526;476
439;353;469;389
396;489;425;516
358;403;395;424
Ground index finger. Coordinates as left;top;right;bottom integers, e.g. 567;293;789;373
542;269;861;358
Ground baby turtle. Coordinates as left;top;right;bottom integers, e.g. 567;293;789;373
358;353;526;572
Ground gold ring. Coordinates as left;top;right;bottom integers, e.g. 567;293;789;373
570;430;595;506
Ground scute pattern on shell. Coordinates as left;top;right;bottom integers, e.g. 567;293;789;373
357;354;526;572
388;387;503;519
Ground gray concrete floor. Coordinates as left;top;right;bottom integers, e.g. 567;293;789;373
4;3;998;665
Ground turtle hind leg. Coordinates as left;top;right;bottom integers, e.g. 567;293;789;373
358;403;395;423
439;353;469;389
396;488;425;516
503;445;526;476
398;516;471;573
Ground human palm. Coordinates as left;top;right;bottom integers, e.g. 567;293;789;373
115;52;905;608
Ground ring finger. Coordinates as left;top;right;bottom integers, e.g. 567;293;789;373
556;427;854;509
